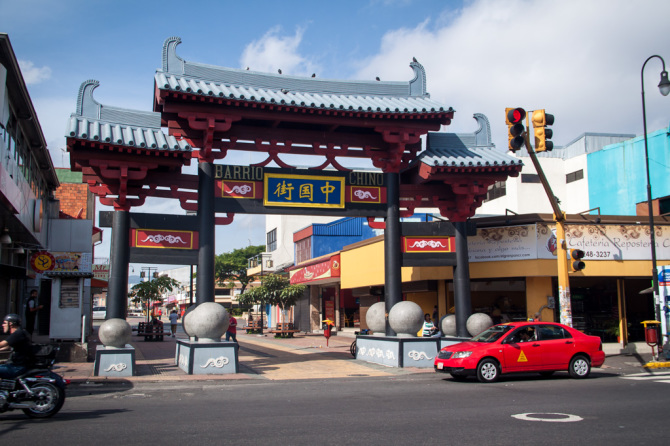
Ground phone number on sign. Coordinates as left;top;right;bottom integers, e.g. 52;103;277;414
585;251;611;258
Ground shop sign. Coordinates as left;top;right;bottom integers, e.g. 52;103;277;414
30;251;55;272
52;252;92;272
540;223;670;261
93;263;110;280
468;225;537;262
131;229;198;250
468;223;670;263
290;255;340;284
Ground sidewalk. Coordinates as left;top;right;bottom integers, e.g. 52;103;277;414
50;329;668;384
55;329;427;383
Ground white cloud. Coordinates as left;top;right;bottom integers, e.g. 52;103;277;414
18;59;52;84
240;26;320;77
354;0;670;149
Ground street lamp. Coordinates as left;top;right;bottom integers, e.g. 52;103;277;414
640;55;670;329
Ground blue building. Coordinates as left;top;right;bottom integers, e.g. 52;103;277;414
588;124;670;216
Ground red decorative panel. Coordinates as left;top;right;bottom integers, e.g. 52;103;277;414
348;186;384;204
217;180;260;199
131;229;198;250
402;236;453;253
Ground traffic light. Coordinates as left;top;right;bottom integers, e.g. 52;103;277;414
570;249;585;272
505;107;526;152
532;109;554;152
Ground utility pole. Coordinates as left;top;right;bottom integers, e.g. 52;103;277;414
506;107;576;327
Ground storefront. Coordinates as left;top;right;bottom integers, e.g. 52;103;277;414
339;214;669;343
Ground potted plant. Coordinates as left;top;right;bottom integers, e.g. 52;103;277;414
605;321;631;342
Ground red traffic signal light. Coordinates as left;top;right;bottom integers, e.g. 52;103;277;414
570;249;585;272
506;107;526;124
505;107;526;152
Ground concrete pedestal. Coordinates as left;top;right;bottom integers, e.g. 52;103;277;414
175;340;239;374
355;336;468;368
93;344;135;377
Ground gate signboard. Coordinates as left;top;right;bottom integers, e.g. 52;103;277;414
215;165;386;216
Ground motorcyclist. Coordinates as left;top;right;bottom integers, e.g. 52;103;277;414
0;314;34;378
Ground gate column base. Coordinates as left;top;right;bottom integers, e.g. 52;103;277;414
176;340;239;374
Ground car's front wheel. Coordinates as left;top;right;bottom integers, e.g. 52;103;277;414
569;355;591;379
476;358;500;383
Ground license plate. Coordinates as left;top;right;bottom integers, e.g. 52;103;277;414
437;363;444;370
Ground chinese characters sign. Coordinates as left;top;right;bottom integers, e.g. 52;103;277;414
214;165;386;216
264;173;345;209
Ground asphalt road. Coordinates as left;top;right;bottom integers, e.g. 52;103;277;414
2;368;670;445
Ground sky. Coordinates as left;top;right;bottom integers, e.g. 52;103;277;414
1;0;669;272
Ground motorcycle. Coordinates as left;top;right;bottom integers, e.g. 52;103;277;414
0;344;68;418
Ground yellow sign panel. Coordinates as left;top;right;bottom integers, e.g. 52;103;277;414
517;351;528;362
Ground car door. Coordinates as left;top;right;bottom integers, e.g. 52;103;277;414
537;324;575;369
501;326;544;372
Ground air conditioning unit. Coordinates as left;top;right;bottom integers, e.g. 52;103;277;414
265;259;273;268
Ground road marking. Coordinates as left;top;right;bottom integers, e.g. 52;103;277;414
620;371;670;383
512;413;582;423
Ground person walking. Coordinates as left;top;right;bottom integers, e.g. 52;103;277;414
169;310;179;337
226;315;237;342
25;289;43;335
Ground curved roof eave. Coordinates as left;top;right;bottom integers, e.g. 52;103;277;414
156;36;453;117
66;80;191;153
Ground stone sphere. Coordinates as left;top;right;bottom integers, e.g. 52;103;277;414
440;315;457;337
183;302;229;342
388;301;423;337
467;313;494;337
98;318;132;348
365;302;386;335
181;304;197;337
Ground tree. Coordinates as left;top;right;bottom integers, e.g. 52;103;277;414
214;245;265;294
128;275;181;322
237;274;306;332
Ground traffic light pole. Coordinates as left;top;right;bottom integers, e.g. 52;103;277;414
522;128;573;327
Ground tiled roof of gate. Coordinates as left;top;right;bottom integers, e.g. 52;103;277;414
65;80;191;151
156;37;452;116
415;114;523;169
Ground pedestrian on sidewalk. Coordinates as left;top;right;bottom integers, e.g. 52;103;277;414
169;310;179;337
25;289;43;335
226;315;237;342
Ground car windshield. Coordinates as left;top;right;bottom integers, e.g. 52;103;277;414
471;325;514;343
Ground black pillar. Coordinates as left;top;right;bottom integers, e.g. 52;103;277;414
453;221;473;337
107;210;130;320
196;161;215;304
384;172;401;336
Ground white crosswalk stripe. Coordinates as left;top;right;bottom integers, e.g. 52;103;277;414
620;371;670;383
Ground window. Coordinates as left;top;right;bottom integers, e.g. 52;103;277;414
538;324;572;340
484;181;506;202
521;174;541;183
566;169;584;184
267;228;277;252
295;237;311;264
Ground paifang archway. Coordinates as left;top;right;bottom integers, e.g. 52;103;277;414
66;37;521;337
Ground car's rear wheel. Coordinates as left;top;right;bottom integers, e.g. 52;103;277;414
450;373;467;382
569;355;591;379
476;359;500;383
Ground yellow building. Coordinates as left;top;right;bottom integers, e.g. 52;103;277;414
340;213;670;344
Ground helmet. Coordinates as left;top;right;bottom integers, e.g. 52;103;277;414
3;313;21;325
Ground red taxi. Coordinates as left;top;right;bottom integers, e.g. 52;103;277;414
434;322;605;383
